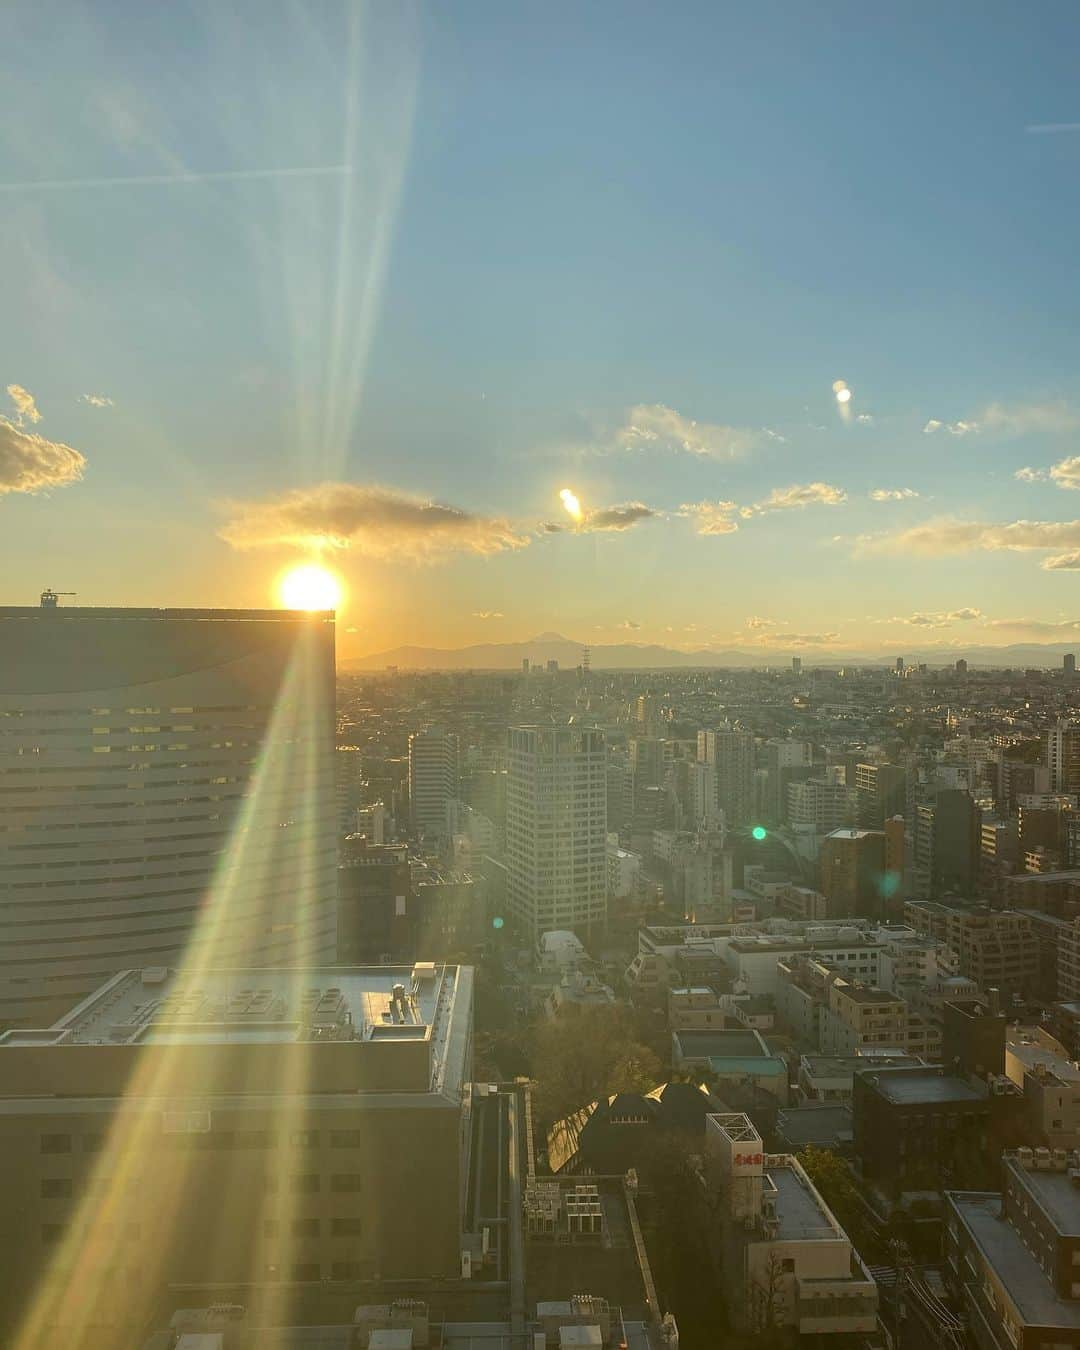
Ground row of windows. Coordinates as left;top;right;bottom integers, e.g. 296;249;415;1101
41;1172;364;1199
41;1128;368;1154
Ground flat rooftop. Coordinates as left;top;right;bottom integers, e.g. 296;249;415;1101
863;1069;987;1105
673;1029;768;1058
951;1191;1080;1330
770;1163;839;1241
1007;1036;1080;1083
776;1105;854;1148
1007;1156;1080;1236
803;1053;919;1079
837;985;903;1005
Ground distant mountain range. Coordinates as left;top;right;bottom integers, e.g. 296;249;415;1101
342;632;1080;672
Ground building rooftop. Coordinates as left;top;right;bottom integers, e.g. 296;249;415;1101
770;1162;840;1241
775;1105;854;1149
862;1068;987;1105
836;985;904;1005
0;965;473;1101
1006;1155;1080;1236
802;1053;920;1080
672;1029;769;1059
950;1190;1080;1330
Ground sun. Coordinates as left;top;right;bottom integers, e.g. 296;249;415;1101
277;563;344;612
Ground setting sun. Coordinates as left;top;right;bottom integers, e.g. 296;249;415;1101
277;563;344;612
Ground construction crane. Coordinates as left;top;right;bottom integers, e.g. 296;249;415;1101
39;589;76;609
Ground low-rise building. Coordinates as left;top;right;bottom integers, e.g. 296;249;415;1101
667;985;727;1031
672;1029;788;1104
707;1113;878;1336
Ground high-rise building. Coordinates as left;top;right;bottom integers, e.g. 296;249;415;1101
0;962;474;1344
786;771;856;833
408;727;459;839
955;657;968;675
854;762;907;827
0;605;337;1028
895;656;904;673
506;726;607;939
819;828;887;918
698;726;754;828
1046;721;1080;795
337;837;413;963
762;738;813;825
791;655;802;676
1066;653;1076;676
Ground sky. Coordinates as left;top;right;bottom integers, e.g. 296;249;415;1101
3;1;1080;660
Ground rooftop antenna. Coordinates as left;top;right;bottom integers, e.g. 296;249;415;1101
40;589;77;609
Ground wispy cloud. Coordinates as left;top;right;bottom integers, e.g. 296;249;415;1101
0;420;85;496
615;403;775;459
1015;466;1049;483
758;631;839;647
472;610;504;619
581;502;659;532
617;619;641;630
218;482;530;560
677;500;741;535
1043;554;1080;571
987;616;1080;633
0;164;353;195
1050;457;1080;490
898;608;982;628
752;482;847;512
924;401;1079;439
79;393;113;409
861;516;1080;559
745;616;777;629
6;384;41;425
869;487;920;501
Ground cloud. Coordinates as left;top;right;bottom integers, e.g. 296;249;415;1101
948;607;982;621
581;502;659;532
6;384;41;424
1015;466;1049;483
745;616;777;629
752;481;847;512
898;608;980;629
1043;554;1080;571
218;482;530;560
79;393;113;408
473;610;504;619
678;500;740;535
855;413;874;425
986;617;1080;633
869;487;920;501
861;516;1080;559
617;619;641;630
615;403;770;459
1050;457;1080;491
922;418;978;436
759;631;839;647
923;401;1080;440
0;419;86;496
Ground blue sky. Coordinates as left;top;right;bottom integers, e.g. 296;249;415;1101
3;1;1080;656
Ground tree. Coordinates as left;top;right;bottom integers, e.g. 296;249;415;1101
797;1146;883;1262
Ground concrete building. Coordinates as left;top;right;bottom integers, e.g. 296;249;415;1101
818;828;889;919
905;902;1040;999
672;1030;788;1103
0;604;337;1028
506;727;607;941
337;838;412;963
854;762;907;828
0;963;474;1344
945;1149;1080;1350
786;772;856;834
706;1113;878;1336
697;725;754;829
1047;720;1080;795
408;727;459;839
914;789;981;899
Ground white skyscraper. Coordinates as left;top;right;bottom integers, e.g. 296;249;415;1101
0;604;338;1027
506;725;607;940
408;726;459;838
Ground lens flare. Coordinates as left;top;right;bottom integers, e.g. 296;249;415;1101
559;487;583;521
833;380;852;404
278;563;343;611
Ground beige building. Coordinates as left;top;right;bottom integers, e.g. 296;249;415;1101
905;902;1039;998
707;1113;878;1336
0;963;473;1347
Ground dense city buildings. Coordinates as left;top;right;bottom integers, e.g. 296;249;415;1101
407;726;459;840
0;605;337;1028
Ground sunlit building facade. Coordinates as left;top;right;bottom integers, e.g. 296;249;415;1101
0;606;338;1027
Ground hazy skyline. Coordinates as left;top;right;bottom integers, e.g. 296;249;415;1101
4;1;1080;660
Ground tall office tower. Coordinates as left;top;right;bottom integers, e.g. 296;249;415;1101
0;604;337;1028
914;789;981;899
408;726;459;839
762;738;813;824
1066;653;1076;677
895;656;904;673
956;657;968;676
698;725;754;828
1046;721;1080;794
818;828;887;919
855;762;908;827
791;656;802;676
635;691;659;736
506;726;607;940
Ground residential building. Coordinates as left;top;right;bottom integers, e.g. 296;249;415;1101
672;1030;788;1103
0;604;338;1028
1047;720;1080;795
408;727;459;839
945;1149;1080;1350
786;771;856;833
698;725;754;828
761;738;814;826
0;963;474;1344
905;902;1040;999
707;1113;878;1336
337;837;412;963
796;1052;921;1105
914;789;981;899
506;726;607;941
667;985;726;1031
855;762;907;828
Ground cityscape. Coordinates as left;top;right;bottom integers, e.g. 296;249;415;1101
5;2;1080;1348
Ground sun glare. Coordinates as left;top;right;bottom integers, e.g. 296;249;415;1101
278;563;343;611
559;487;583;521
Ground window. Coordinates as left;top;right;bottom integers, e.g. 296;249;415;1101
40;1133;72;1154
331;1174;363;1193
290;1130;320;1149
291;1263;320;1282
41;1179;73;1199
82;1134;105;1153
330;1130;364;1149
292;1217;320;1238
41;1223;64;1244
291;1174;320;1194
332;1261;363;1279
332;1216;364;1236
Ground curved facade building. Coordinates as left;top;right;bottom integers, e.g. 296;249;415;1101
0;606;337;1026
